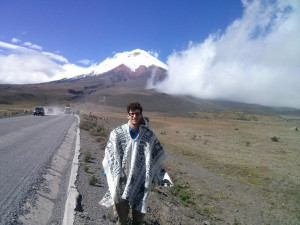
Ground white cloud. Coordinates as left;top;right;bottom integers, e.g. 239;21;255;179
0;38;101;84
11;38;21;43
60;63;92;78
148;50;159;58
154;0;300;109
0;40;96;84
0;53;63;84
78;59;94;66
42;51;68;64
23;41;43;51
0;41;20;50
0;41;69;84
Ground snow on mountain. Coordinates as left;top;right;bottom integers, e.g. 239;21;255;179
61;49;168;81
91;49;168;75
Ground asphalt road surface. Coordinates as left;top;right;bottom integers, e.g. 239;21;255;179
0;114;77;225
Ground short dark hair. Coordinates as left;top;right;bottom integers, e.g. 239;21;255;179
127;102;143;113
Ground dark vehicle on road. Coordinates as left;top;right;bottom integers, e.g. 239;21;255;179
34;107;45;116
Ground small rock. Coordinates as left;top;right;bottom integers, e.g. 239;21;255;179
203;221;210;225
291;127;298;131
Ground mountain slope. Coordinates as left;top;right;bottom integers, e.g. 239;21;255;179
1;72;300;116
0;49;299;116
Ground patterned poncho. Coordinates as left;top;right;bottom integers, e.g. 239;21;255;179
100;117;172;213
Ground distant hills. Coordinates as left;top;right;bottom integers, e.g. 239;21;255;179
0;49;299;116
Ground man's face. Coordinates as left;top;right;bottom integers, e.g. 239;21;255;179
127;109;143;128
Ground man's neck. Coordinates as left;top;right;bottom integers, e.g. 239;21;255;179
129;124;139;130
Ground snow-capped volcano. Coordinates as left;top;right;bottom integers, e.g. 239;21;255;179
60;49;168;81
91;49;168;75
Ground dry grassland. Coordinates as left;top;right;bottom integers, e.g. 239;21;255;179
94;110;299;224
0;105;33;117
146;113;300;224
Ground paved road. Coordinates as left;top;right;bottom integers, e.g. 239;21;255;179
0;115;77;225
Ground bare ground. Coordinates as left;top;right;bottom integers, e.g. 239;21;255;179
74;111;300;225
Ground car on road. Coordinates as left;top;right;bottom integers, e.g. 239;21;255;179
33;106;45;116
47;108;54;114
64;106;71;114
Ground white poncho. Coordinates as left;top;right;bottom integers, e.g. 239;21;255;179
100;117;172;213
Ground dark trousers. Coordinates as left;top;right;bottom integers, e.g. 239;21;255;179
114;201;145;225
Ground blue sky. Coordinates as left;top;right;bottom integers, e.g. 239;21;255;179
0;0;242;64
0;0;299;109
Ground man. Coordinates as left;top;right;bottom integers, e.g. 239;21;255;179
100;102;172;225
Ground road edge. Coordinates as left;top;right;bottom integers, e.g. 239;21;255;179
63;115;80;225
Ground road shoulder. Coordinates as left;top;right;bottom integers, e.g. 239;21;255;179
19;117;78;224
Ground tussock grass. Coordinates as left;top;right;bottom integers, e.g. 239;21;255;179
233;218;241;225
88;175;98;186
171;184;195;206
271;136;279;142
249;178;262;186
195;207;212;217
90;124;109;137
83;164;89;172
80;114;109;138
80;117;97;131
83;151;91;163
